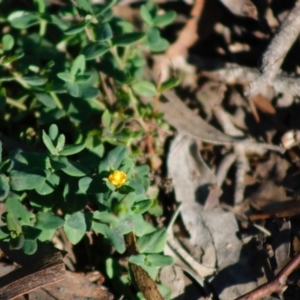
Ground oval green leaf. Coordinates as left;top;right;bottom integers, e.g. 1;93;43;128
59;143;85;156
132;80;156;97
137;229;167;253
112;32;145;47
10;169;46;191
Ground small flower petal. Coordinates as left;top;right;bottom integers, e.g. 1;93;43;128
108;170;127;187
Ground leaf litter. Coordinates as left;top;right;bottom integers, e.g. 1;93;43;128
4;0;300;299
146;0;300;299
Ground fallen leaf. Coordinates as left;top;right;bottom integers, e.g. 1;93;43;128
130;263;164;300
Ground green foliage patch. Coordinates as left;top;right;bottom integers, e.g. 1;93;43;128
0;0;179;298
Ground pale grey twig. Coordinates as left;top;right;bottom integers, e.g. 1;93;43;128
202;62;300;96
234;146;248;205
247;0;300;97
216;153;237;187
213;106;249;205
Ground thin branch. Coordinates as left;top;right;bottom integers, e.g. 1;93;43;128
247;0;300;97
236;251;300;300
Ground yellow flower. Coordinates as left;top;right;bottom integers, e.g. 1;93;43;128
108;170;127;187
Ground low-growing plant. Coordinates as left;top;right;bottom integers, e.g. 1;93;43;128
0;0;180;298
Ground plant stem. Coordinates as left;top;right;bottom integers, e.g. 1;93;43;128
50;92;63;110
111;46;124;70
7;97;27;110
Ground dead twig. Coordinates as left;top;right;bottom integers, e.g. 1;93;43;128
0;252;65;299
236;251;300;300
247;0;300;97
213;104;249;205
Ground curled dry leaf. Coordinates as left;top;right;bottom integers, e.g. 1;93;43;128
167;135;258;299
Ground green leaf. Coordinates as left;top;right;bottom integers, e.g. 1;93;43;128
59;143;86;156
64;212;86;244
49;124;59;141
80;84;100;99
2;34;14;52
71;54;86;76
112;33;145;47
145;254;173;267
8;11;39;29
129;254;146;266
137;229;167;253
76;74;91;83
10;234;25;250
64;22;87;35
104;226;126;254
148;199;163;217
95;0;117;16
152;11;176;27
140;5;153;25
0;88;6;111
61;159;88;177
132;200;152;214
1;53;24;65
66;82;81;97
6;213;22;234
23;239;37;255
93;210;118;223
0;227;9;239
42;130;58;155
158;285;172;300
92;222;108;235
83;42;110;60
132;80;156;97
118;185;135;194
23;226;42;239
126;214;156;237
95;23;113;41
57;72;75;83
36;228;55;242
99;146;128;171
147;27;160;44
101;109;111;128
115;219;134;235
150;38;169;52
76;0;94;15
36;212;65;230
56;134;65;152
0;174;10;201
6;198;35;225
22;76;46;86
10;169;46;191
35;172;59;195
35;93;56;108
159;77;180;93
78;176;92;193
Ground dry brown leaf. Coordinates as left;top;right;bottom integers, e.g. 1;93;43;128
15;271;113;300
166;0;205;59
159;90;284;153
0;252;65;300
130;263;164;300
251;94;276;115
247;181;291;212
